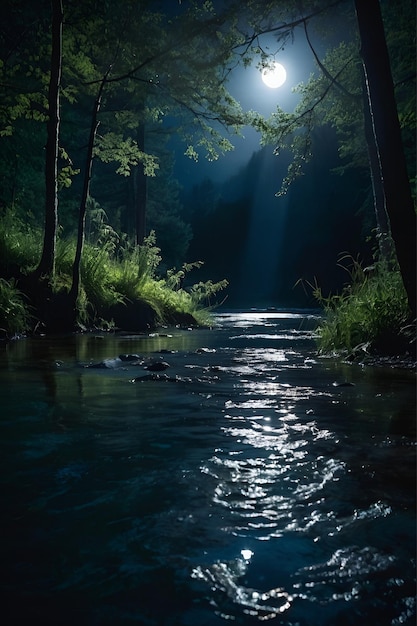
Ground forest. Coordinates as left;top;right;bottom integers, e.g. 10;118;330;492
0;0;415;359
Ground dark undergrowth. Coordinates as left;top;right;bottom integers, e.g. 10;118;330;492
0;212;227;338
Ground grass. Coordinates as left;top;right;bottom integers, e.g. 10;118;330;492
311;255;413;355
0;278;33;337
0;209;41;272
0;214;227;336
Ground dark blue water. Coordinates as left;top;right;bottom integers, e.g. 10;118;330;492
0;311;415;625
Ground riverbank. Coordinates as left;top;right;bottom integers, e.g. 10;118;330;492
342;334;416;371
346;352;416;370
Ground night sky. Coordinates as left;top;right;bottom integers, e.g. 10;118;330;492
173;25;318;188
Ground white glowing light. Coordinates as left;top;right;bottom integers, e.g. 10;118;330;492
241;549;254;560
261;62;287;88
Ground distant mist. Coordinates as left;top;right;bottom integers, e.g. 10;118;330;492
183;126;375;309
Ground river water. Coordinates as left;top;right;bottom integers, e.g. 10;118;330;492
0;311;415;625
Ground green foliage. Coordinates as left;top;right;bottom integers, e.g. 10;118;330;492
166;261;204;290
138;273;227;326
85;197;120;247
110;235;227;324
80;242;124;310
313;256;411;354
158;261;227;322
0;209;41;271
254;37;361;195
94;133;159;177
1;0;251;255
112;232;161;301
0;208;227;330
57;147;80;189
251;1;415;196
189;279;229;309
0;278;32;336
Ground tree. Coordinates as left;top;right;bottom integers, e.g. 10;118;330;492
354;0;416;317
35;0;63;281
3;0;414;329
68;68;109;309
59;0;248;308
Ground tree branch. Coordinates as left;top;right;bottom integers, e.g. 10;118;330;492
302;18;358;101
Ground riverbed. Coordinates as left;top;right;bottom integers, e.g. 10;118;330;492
0;310;415;625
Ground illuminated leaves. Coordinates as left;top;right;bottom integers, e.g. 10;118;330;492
246;0;415;197
184;145;199;162
57;147;80;189
94;133;159;177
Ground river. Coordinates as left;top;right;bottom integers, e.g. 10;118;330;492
0;310;415;625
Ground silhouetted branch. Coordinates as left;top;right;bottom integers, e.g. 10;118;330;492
302;19;358;100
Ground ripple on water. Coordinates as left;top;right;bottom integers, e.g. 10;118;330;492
192;554;293;621
0;312;414;626
191;480;411;624
194;382;414;625
203;447;347;539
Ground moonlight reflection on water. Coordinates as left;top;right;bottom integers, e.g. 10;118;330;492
0;311;415;625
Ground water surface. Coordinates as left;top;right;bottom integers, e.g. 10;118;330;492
0;311;415;625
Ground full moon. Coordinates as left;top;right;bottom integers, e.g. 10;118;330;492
261;62;287;88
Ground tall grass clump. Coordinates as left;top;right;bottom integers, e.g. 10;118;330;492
0;209;41;272
139;273;228;325
113;232;162;301
313;256;412;354
80;241;124;309
0;278;32;337
111;234;227;324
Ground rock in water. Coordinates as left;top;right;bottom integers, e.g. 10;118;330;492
144;361;170;372
119;354;141;362
87;357;123;369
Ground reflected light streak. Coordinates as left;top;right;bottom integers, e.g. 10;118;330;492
241;549;254;560
191;556;293;619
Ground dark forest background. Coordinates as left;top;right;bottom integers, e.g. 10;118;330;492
182;127;373;308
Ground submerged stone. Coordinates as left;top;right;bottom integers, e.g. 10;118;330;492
86;357;123;369
144;361;170;372
119;353;142;361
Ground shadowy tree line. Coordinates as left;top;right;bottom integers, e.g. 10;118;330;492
0;0;415;333
184;128;373;308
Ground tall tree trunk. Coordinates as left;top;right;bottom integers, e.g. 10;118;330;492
35;0;63;280
354;0;416;318
69;76;106;307
135;122;147;245
361;71;395;264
